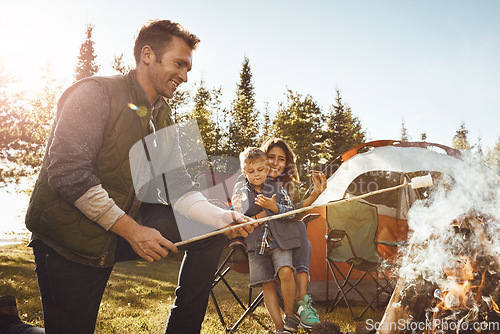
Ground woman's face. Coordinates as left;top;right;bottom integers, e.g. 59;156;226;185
267;146;287;178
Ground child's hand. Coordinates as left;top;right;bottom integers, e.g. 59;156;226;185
255;194;279;214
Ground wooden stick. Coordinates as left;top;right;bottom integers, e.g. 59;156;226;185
174;180;414;247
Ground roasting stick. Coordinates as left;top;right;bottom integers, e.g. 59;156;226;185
174;174;433;247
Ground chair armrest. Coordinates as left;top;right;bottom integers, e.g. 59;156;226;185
301;213;320;226
376;240;407;247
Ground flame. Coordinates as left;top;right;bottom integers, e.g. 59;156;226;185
410;213;500;334
436;256;478;311
491;296;500;316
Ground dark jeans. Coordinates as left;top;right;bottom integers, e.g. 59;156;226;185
0;316;45;334
292;220;312;274
13;204;226;334
32;241;113;334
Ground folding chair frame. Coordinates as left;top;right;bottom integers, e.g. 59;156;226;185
209;241;268;333
325;258;394;319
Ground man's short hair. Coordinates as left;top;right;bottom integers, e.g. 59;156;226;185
134;19;200;64
240;147;267;169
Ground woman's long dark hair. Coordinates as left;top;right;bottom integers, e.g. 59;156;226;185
261;138;300;195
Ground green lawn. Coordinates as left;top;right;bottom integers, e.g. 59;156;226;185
0;243;382;333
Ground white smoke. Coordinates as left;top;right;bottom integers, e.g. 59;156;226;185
399;151;500;287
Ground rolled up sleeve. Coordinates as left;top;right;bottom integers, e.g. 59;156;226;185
73;185;125;230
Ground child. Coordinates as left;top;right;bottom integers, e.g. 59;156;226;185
232;147;301;334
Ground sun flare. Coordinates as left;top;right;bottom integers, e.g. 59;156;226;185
0;5;80;94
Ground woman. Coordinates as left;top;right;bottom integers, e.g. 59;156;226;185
261;138;327;330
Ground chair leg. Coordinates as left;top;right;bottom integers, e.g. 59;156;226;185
326;260;355;317
215;247;236;277
210;289;228;330
210;249;237;332
355;270;395;319
325;259;329;305
330;264;352;310
332;263;369;312
209;245;268;332
218;275;247;310
229;290;265;333
326;259;398;320
345;272;373;307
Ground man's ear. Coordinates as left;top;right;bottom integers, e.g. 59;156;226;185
141;45;155;65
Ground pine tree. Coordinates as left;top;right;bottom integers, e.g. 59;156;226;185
228;57;259;156
475;136;484;158
485;137;500;171
271;89;324;183
400;120;409;142
74;24;99;82
323;89;366;161
259;101;271;145
174;81;216;176
189;80;218;156
209;86;226;157
112;53;132;75
169;89;191;123
217;106;233;158
452;122;471;151
178;82;231;173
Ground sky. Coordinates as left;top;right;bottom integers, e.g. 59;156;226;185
1;0;499;151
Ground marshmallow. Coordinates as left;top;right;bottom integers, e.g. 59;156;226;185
411;174;433;189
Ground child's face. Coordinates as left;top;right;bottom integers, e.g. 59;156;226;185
243;159;269;187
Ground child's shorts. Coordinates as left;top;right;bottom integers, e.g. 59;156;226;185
247;247;295;287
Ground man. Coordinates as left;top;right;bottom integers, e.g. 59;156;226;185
4;19;254;334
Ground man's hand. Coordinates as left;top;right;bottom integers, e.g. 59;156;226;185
220;211;257;239
231;194;243;213
255;194;279;213
110;214;178;263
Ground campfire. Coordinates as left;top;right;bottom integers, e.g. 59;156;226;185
430;215;500;331
375;155;500;334
376;213;500;334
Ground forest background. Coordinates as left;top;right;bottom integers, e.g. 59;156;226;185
1;2;500;240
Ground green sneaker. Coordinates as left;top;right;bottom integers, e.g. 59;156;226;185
294;295;320;329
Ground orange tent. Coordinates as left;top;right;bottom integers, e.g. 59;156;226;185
304;140;462;301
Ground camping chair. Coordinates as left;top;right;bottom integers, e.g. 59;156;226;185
194;171;267;332
325;200;397;319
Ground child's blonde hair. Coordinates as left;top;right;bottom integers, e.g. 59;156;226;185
239;147;267;170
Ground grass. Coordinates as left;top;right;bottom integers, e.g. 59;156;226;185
0;243;383;333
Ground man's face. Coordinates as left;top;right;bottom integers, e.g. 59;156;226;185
146;36;193;100
243;159;269;187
